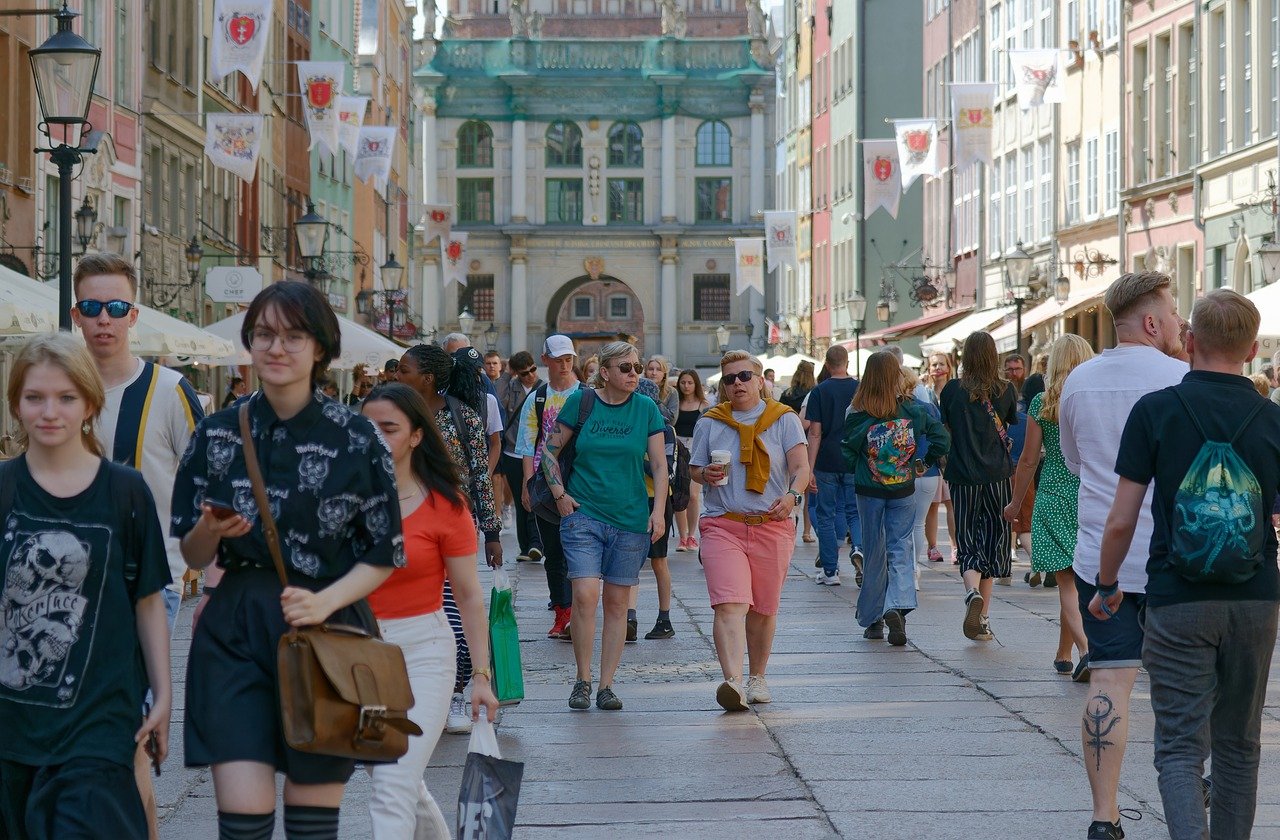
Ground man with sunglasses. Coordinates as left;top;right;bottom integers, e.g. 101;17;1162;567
499;351;544;563
70;253;204;839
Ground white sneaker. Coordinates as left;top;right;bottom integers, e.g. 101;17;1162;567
445;692;472;734
716;679;748;712
814;571;841;586
744;674;771;704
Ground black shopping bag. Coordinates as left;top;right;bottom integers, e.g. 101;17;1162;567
457;718;524;840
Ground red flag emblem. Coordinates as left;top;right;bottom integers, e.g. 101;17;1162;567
873;157;894;182
308;79;334;110
446;240;462;263
904;130;931;154
966;108;984;125
430;209;448;223
228;15;256;46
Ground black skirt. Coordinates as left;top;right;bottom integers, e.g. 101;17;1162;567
183;566;376;784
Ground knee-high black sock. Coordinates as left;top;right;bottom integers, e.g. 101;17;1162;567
283;804;339;840
218;811;274;840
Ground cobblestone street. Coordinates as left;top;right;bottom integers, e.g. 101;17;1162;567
158;529;1280;838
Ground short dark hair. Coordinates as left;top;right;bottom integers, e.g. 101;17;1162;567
74;253;138;297
384;359;399;373
1003;352;1027;367
241;281;340;383
483;350;502;361
825;344;849;368
509;350;535;371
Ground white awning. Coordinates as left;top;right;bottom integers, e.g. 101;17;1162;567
201;310;405;371
989;281;1110;353
918;308;1009;355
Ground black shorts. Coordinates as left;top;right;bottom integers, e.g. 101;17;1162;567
647;496;674;560
185;566;378;784
0;757;145;840
1075;571;1147;669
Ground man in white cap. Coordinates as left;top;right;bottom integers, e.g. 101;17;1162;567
517;335;581;639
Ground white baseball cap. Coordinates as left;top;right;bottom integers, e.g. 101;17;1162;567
543;334;577;358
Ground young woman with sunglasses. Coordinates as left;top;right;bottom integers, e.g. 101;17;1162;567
172;282;403;840
542;341;668;711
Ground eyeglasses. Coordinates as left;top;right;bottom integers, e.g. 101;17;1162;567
75;299;134;319
612;362;643;374
249;328;312;353
516;367;537;377
723;370;757;384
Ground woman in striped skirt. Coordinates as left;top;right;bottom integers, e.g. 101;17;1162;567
938;332;1019;642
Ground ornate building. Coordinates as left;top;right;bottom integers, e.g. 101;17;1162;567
417;0;775;366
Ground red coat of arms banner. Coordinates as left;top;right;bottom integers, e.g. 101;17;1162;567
892;119;941;190
764;211;798;273
297;62;345;156
863;139;901;220
441;232;470;288
950;83;998;169
210;0;272;91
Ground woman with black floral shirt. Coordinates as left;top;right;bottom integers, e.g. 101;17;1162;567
172;282;404;840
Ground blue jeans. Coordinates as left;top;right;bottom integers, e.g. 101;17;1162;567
854;494;917;627
560;510;651;586
814;470;862;575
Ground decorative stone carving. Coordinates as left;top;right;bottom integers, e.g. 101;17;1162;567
1144;197;1156;220
1168;191;1179;213
509;0;528;38
747;0;767;39
660;0;687;39
584;257;605;280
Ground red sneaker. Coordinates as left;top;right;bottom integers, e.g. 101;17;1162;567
548;605;569;638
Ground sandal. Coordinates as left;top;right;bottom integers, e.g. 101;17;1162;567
802;533;816;543
1054;659;1073;675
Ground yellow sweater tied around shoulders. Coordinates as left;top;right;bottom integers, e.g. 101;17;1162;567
703;399;793;494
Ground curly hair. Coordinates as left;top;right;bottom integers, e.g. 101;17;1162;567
362;383;466;508
402;343;485;416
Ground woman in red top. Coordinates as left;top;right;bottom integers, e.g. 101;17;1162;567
360;384;499;838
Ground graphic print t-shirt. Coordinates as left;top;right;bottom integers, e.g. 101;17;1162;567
0;457;170;767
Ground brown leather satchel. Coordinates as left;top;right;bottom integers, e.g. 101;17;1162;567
238;404;422;761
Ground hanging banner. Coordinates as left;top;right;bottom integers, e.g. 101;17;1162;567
354;127;397;192
950;83;998;170
337;96;368;157
441;231;469;288
765;319;781;346
205;113;265;183
296;62;344;156
422;204;453;246
892;119;941;191
732;238;765;297
863;139;901;220
1010;48;1065;109
764;210;798;274
209;0;272;91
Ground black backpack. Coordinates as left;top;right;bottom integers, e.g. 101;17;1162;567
671;435;693;512
526;389;597;525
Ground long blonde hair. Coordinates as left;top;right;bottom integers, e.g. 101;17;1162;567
7;333;106;456
646;354;672;400
1038;334;1094;423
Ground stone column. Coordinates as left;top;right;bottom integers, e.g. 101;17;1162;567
511;118;527;223
421;104;437;205
510;234;528;353
660;235;679;360
749;97;765;220
420;251;441;338
661;115;677;223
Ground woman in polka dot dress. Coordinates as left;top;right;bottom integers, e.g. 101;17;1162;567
1004;335;1094;680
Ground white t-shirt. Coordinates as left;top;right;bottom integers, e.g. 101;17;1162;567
690;401;806;517
97;359;204;591
485;393;502;437
1059;345;1188;593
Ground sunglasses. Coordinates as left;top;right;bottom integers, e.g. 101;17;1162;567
723;370;757;384
612;363;643;374
75;299;134;319
516;367;537;377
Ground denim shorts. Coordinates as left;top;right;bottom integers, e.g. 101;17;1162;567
560;510;651;586
1075;571;1147;669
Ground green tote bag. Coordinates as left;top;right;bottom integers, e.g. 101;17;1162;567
489;568;524;705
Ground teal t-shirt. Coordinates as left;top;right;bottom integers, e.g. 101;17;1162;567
558;390;665;533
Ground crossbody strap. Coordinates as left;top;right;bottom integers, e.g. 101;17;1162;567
238;403;290;589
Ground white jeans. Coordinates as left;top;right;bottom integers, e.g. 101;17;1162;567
911;476;941;561
368;609;457;840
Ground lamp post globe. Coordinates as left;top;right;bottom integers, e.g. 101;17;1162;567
294;201;329;261
715;323;731;352
1054;274;1071;305
380;253;404;290
74;197;96;252
1005;240;1033;288
185;236;204;283
458;308;476;337
1259;240;1280;285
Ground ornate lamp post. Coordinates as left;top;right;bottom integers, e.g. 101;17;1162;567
294;201;330;285
379;253;404;342
846;292;867;373
184;236;204;284
458;307;476;339
1259;239;1280;284
74;196;97;253
1003;240;1034;358
30;3;101;330
716;323;731;353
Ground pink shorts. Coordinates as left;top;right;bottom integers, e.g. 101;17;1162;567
934;479;951;503
699;516;795;616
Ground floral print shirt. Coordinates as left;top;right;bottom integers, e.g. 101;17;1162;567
434;400;500;537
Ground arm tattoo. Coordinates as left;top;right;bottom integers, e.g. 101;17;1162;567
541;428;570;488
1083;692;1121;772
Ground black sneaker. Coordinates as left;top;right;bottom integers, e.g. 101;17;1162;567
595;686;622;711
863;621;884;640
884;609;907;646
1043;572;1058;588
626;618;638;642
644;619;675;640
1086;819;1124;840
568;679;592;710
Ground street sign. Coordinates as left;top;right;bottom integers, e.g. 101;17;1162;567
205;266;263;303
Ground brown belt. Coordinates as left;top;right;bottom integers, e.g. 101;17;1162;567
719;512;773;526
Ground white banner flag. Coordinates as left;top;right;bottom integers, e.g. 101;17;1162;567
441;231;469;288
950;83;998;170
296;62;344;156
337;96;368;157
354;127;397;192
764;210;798;274
422;204;453;246
863;140;901;219
733;238;765;297
204;113;265;183
1010;48;1065;109
893;119;942;191
209;0;272;91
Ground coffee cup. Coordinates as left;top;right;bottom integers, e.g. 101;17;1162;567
709;450;731;486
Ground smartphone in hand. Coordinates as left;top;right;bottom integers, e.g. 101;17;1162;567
145;730;161;777
205;500;238;521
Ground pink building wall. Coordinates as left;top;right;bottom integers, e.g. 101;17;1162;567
811;0;832;343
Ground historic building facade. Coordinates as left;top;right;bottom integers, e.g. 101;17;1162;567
418;0;774;367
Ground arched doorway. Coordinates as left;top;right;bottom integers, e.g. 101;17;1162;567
546;275;646;359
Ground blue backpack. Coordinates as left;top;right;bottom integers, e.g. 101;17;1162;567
1169;391;1267;584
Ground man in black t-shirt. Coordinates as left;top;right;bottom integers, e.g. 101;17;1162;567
806;345;862;585
1091;289;1280;839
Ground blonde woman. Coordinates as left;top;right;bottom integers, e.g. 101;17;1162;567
645;355;679;422
578;354;599;386
673;369;711;552
925;352;957;563
1004;334;1095;680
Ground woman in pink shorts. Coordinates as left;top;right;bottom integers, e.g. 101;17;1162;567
690;350;810;712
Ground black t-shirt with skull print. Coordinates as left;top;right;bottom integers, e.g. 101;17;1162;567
171;391;405;579
0;456;170;768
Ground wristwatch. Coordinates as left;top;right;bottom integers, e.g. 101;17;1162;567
786;489;803;506
472;667;492;681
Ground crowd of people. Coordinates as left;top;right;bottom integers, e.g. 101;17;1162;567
0;260;1276;840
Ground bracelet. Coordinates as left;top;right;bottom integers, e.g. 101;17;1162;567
1094;574;1119;598
472;667;492;681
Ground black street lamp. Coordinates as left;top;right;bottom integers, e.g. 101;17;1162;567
379;253;404;342
294;200;330;284
185;236;204;284
1003;240;1034;359
30;3;101;330
846;292;867;373
74;196;97;253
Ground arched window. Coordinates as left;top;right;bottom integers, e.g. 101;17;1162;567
456;121;493;167
695;120;732;167
545;121;583;167
607;121;643;167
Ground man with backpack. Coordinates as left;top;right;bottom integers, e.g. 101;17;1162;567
516;335;581;639
499;350;543;562
1091;289;1280;840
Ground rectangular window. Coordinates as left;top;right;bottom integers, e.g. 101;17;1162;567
148;151;162;225
457;178;494;224
1104;130;1118;211
1105;0;1120;43
571;295;593;319
1038;139;1052;239
607;296;630;320
115;1;129;101
990;159;1003;253
1066;0;1079;44
989;4;1002;86
1086;137;1099;217
1217;10;1228;154
1155;34;1173;177
607;178;643;224
695;177;732;223
1271;0;1280;136
693;274;731;321
1134;42;1149;183
459;275;495;321
1004;152;1017;249
546;178;583;224
1180;23;1198;169
1022;145;1034;243
1066;143;1080;223
1244;0;1255;142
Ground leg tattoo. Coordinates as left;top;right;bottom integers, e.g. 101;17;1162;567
1084;693;1120;772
